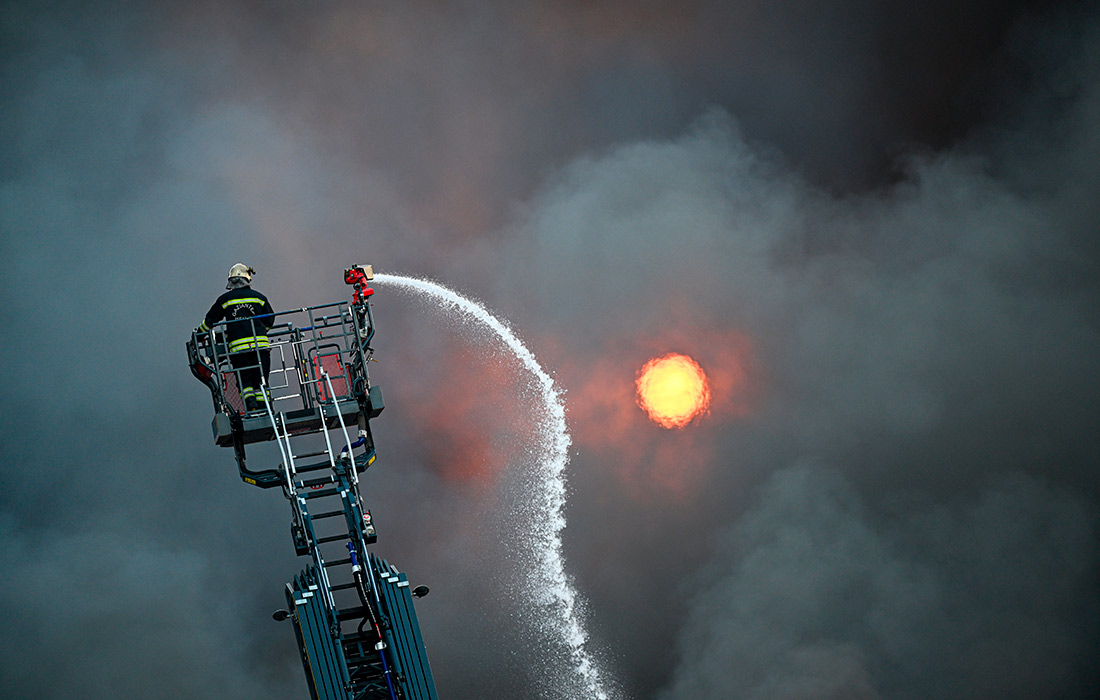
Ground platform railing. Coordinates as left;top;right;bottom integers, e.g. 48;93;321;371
190;300;372;420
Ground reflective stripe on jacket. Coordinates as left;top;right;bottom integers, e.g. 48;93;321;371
229;336;271;352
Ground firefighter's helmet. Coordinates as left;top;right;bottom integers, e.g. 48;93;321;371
227;262;254;287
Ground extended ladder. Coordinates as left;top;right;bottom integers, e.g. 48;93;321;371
270;374;438;700
187;269;440;700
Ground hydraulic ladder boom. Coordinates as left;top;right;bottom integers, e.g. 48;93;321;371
187;265;439;700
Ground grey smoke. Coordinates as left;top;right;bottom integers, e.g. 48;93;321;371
2;1;1098;699
658;465;1097;700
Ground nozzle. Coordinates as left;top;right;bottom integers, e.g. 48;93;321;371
344;264;374;284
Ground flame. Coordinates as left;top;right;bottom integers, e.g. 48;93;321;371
636;353;711;429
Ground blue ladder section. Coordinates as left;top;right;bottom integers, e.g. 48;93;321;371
287;558;440;700
281;427;439;700
369;554;440;700
287;567;354;700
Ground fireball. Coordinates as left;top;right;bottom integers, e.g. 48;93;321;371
636;353;710;429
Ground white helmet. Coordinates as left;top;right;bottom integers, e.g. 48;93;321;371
227;262;253;283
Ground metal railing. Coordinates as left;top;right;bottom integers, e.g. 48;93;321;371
189;300;375;419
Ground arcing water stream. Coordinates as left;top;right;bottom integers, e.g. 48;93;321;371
375;273;614;700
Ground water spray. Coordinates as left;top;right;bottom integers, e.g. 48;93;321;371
375;273;615;700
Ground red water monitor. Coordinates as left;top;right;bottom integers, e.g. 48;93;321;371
344;264;375;304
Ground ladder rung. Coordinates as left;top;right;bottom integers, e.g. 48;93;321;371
309;509;344;519
343;631;374;643
336;605;368;621
330;582;358;592
295;461;334;474
302;488;341;499
294;450;331;459
317;533;350;544
324;557;352;567
299;476;335;489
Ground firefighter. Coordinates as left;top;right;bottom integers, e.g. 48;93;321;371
198;263;275;412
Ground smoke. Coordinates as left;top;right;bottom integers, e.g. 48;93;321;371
486;8;1100;697
0;516;297;698
2;0;1099;699
658;465;1098;700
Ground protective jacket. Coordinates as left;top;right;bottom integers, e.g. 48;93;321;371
199;286;275;352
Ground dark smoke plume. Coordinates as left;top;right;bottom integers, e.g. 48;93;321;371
1;1;1097;699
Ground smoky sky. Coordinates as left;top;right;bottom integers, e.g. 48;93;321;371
2;1;1098;699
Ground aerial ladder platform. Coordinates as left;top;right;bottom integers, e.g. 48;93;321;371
187;265;439;700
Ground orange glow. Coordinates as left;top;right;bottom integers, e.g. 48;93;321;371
636;353;710;429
